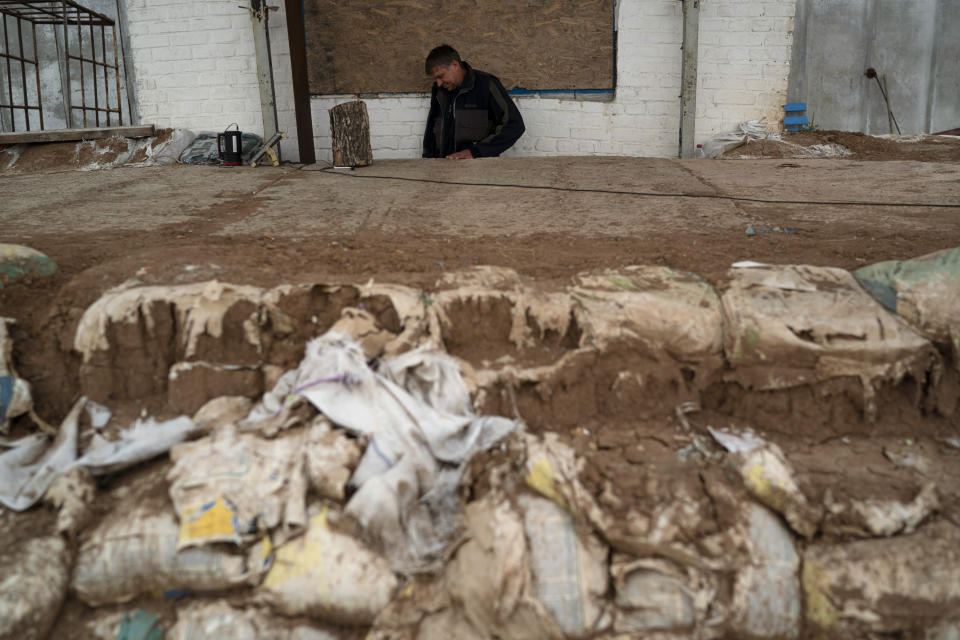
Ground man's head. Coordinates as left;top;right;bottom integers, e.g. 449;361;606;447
425;44;465;91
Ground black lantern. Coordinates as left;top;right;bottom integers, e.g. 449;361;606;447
217;124;243;166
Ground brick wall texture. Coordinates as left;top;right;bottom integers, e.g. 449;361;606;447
124;0;796;162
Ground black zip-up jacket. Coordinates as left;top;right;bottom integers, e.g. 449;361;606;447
422;62;525;158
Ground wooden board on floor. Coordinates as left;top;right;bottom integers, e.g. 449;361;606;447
303;0;615;94
0;126;155;145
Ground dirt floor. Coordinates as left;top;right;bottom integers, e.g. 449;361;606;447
1;130;960;637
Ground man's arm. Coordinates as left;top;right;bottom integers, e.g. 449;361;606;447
470;76;525;158
422;87;442;158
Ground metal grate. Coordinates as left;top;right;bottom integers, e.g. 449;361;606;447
0;1;114;25
0;0;122;131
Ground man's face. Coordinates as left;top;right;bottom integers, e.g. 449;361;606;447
431;61;463;92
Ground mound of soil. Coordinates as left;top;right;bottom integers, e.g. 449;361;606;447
727;130;960;161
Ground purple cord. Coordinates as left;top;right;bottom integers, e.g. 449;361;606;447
263;373;361;420
292;373;360;394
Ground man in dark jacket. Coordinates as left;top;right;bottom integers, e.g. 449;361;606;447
422;45;525;159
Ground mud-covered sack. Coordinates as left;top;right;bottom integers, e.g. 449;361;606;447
444;496;565;640
0;244;57;289
246;332;520;573
257;505;398;624
72;280;268;401
822;482;939;539
74;607;170;639
854;247;960;360
427;282;576;368
729;503;801;638
375;490;613;639
803;520;960;638
0;317;34;433
128;128;197;166
167;423;308;550
0;398;82;511
708;426;821;539
571;266;724;369
368;578;486;640
611;557;700;634
303;417;362;503
168;600;341;640
72;504;267;606
0;536;71;640
517;494;610;638
721;263;938;420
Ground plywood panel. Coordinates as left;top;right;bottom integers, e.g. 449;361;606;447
304;0;614;94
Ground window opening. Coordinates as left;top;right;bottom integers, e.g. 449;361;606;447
0;0;123;131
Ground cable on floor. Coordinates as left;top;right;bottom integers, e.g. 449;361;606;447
293;166;960;210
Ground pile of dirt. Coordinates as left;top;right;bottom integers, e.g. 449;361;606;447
0;128;186;174
1;135;134;173
724;130;960;161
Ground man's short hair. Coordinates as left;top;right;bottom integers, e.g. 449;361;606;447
425;45;461;75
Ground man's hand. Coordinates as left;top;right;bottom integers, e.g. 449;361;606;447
445;149;474;159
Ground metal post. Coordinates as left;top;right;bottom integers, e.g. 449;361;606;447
32;22;43;130
250;0;278;143
3;14;14;127
101;23;108;125
61;1;73;127
89;21;98;126
16;12;27;128
57;1;73;128
882;74;891;134
111;24;121;125
76;14;85;126
283;0;315;164
679;0;699;158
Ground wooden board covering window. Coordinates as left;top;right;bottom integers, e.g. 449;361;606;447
303;0;615;95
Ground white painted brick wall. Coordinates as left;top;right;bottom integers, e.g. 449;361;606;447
697;0;796;134
124;0;264;134
126;0;795;161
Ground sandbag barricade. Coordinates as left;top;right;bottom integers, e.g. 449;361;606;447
0;251;957;639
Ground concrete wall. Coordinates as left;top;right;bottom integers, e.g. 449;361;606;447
118;0;796;161
789;0;959;135
930;1;960;133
